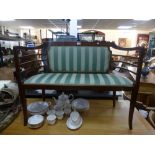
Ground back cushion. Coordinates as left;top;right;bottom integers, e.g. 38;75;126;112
47;46;110;73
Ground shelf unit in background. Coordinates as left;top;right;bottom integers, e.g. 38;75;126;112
0;35;26;67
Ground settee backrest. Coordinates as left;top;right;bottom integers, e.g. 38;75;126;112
47;46;111;73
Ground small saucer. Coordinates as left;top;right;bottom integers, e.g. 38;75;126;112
66;117;83;130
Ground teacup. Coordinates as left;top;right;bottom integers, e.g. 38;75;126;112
54;104;63;111
47;114;56;125
46;109;56;115
64;108;71;115
55;110;64;120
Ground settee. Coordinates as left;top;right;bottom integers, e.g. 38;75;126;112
13;41;145;129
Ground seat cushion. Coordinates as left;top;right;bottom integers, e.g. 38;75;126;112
24;73;133;87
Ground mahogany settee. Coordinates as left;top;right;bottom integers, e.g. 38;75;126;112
13;41;145;129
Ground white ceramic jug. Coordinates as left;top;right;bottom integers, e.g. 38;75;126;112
53;92;74;106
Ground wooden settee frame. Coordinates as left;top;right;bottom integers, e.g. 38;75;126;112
13;41;145;129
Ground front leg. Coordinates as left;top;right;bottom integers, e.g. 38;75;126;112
19;87;27;126
129;89;137;130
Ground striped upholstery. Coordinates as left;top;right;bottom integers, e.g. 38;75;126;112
24;73;133;87
47;46;110;73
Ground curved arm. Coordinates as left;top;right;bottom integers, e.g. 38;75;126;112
110;41;145;52
13;43;46;51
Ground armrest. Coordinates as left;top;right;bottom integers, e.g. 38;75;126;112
146;107;155;111
13;45;45;84
138;92;153;95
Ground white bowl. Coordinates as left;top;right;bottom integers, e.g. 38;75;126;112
47;114;56;125
27;102;49;115
28;114;44;128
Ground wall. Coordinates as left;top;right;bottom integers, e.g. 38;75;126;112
79;29;150;55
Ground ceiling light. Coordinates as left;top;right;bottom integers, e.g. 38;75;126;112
133;19;151;21
20;26;34;29
0;19;15;21
118;26;132;29
77;25;82;28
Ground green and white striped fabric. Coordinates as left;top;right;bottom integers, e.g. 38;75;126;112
24;73;133;87
47;46;110;73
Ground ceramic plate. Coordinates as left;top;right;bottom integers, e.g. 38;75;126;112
71;98;89;111
28;114;44;128
27;102;49;115
66;117;83;130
